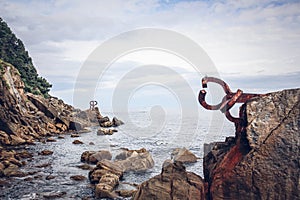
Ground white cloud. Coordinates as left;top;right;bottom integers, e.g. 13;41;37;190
0;0;299;108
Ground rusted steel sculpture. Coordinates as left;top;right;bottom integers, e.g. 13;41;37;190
89;100;98;110
198;76;264;125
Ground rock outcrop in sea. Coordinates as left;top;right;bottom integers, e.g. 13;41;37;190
87;148;154;198
204;88;299;200
134;159;206;200
0;59;91;146
134;88;299;200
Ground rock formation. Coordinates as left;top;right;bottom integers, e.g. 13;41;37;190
204;89;300;200
98;116;124;128
171;147;198;163
88;148;154;198
0;149;33;177
0;59;96;146
133;160;206;200
81;150;112;164
97;128;118;135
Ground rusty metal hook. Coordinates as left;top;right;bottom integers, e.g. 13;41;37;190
198;76;263;124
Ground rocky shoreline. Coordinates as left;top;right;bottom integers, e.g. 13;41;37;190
0;58;299;199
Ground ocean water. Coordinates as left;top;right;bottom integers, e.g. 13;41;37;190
0;111;235;199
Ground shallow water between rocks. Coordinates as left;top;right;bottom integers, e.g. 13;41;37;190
0;111;234;199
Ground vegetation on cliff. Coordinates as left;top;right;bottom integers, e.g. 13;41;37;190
0;17;51;97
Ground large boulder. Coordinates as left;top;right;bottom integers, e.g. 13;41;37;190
112;117;124;127
171;147;198;163
88;148;154;199
115;148;154;172
81;150;112;164
204;89;300;200
133;160;205;200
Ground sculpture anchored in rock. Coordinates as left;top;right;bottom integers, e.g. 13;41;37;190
89;100;98;110
198;76;264;125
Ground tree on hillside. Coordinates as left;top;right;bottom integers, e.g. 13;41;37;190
0;17;52;97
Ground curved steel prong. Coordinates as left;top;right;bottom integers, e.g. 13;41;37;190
202;76;232;95
220;89;243;113
198;89;223;110
225;110;240;124
199;76;263;126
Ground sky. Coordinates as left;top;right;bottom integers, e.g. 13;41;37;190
1;0;300;112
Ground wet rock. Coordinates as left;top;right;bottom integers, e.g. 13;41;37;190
89;151;112;164
100;121;113;128
134;160;205;200
46;175;56;180
42;191;67;199
116;190;136;198
69;121;82;131
97;128;117;135
0;149;27;177
76;164;94;171
98;116;110;124
16;150;33;159
55;123;67;132
115;148;147;161
204;89;300;200
112;117;124;127
95;173;120;198
3;165;26;177
46;137;57;142
0;162;4;176
89;142;95;145
116;149;154;172
57;135;65;139
6;157;22;167
10;134;26;145
0;179;9;187
70;133;80;137
81;151;96;162
40;150;53;156
35;163;51;168
70;175;86;181
78;128;92;133
24;177;34;181
81;150;112;164
115;151;131;161
72;139;84;144
0;131;10;145
91;159;124;181
171;147;198;163
89;148;154;199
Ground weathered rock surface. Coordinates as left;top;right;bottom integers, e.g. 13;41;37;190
88;148;154;199
97;128;117;135
0;60;97;146
70;175;86;181
171;147;198;163
112;117;124;127
0;149;28;177
98;116;124;128
204;89;300;200
134;160;206;200
72;140;84;144
81;150;112;164
39;150;53;156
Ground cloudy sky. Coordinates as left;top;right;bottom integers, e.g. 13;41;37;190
1;0;299;112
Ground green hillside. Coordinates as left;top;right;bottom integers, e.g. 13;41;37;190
0;17;51;97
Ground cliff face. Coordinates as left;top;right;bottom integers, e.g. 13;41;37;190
204;89;300;200
0;59;90;145
0;17;51;96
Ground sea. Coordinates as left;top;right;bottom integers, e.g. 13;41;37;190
1;110;235;199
